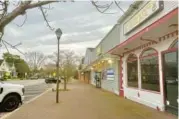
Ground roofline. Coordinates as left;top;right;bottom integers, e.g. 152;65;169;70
94;1;143;49
85;47;95;55
95;24;117;49
117;1;143;24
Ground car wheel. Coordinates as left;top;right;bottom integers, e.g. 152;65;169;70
2;94;20;112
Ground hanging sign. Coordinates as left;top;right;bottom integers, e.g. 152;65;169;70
123;0;164;34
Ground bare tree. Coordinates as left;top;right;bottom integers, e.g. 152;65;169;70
0;0;59;38
44;63;56;76
48;50;80;90
25;51;47;72
61;50;79;90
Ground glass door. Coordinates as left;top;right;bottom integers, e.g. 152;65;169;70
163;51;178;115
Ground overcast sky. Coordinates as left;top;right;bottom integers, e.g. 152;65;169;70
1;1;133;58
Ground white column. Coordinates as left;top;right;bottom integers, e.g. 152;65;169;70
158;51;165;111
138;56;142;90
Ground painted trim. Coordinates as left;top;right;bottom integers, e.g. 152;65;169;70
159;30;178;42
169;38;178;48
123;30;178;55
119;56;124;97
87;30;177;70
139;47;161;93
139;53;158;59
139;47;158;58
162;47;178;53
140;37;158;43
108;8;178;54
118;60;120;96
140;89;161;94
161;51;166;107
126;53;139;88
126;86;139;90
127;53;138;61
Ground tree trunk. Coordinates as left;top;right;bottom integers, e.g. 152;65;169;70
64;78;67;90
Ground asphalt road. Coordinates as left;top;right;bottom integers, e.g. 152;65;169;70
0;79;54;118
23;81;53;103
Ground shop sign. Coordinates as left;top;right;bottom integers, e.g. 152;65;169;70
106;68;114;80
123;0;164;34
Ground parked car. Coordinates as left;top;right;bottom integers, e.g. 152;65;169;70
0;81;25;112
29;76;38;80
45;77;61;84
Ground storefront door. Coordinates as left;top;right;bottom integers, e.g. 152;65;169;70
95;72;101;88
163;48;178;115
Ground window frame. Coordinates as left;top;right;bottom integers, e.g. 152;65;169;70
161;39;178;105
139;47;160;93
126;53;138;88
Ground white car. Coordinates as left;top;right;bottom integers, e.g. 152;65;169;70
0;81;25;112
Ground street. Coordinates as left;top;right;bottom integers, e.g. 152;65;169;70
2;81;177;119
0;79;54;118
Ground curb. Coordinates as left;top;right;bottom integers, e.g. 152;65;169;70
1;88;51;119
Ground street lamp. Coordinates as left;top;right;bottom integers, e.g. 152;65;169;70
55;28;62;103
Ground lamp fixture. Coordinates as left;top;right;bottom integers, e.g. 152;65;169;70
108;59;113;64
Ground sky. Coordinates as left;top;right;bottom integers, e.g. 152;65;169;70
1;1;133;59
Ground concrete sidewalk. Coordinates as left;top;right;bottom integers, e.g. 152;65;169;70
4;81;177;119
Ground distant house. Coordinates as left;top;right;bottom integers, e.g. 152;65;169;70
0;59;16;78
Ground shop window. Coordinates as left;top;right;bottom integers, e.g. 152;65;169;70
127;54;138;88
140;48;159;92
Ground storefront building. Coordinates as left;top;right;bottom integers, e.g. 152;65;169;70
82;25;121;94
80;48;94;84
108;1;178;115
82;0;178;115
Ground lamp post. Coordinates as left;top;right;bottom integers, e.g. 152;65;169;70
55;28;62;103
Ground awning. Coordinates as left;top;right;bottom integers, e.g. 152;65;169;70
108;8;178;56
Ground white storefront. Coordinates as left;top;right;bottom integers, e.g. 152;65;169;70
109;1;178;114
82;0;178;115
82;25;121;95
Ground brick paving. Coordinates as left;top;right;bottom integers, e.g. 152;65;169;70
3;81;177;119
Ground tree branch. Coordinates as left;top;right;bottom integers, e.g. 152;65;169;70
91;1;117;14
39;6;54;31
114;1;124;13
14;12;28;27
2;40;25;55
26;1;57;9
0;1;31;31
2;40;10;53
0;1;57;33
